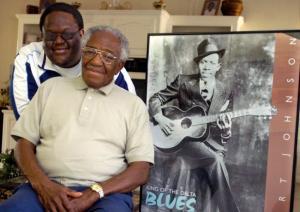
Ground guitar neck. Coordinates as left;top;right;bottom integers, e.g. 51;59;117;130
194;109;251;125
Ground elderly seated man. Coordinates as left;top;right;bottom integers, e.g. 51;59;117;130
0;25;154;212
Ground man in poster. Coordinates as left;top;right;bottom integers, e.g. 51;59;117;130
147;38;239;212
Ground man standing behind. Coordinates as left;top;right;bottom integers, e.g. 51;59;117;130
10;2;135;119
0;25;154;212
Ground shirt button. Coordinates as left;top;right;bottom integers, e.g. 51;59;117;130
84;106;88;111
88;96;92;100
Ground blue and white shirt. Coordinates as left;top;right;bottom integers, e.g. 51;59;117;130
10;42;136;119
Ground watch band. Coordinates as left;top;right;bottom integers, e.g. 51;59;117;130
90;183;104;199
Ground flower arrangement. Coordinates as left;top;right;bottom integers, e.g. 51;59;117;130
0;81;10;107
0;150;24;201
0;149;22;183
153;0;166;9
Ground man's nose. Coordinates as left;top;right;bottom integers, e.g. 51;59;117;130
203;64;209;70
53;34;65;44
90;53;105;65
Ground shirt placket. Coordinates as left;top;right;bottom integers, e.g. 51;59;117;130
78;88;95;124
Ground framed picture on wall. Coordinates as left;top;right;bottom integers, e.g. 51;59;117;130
140;30;300;212
201;0;221;15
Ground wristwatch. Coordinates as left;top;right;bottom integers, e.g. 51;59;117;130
90;183;104;199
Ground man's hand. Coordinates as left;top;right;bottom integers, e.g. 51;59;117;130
153;112;175;136
33;180;82;212
217;113;232;138
14;139;82;211
69;188;99;212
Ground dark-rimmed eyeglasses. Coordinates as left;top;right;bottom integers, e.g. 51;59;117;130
82;46;119;65
43;30;80;42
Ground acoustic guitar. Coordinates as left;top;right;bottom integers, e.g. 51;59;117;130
151;105;276;150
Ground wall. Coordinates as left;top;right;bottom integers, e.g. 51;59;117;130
0;1;24;87
0;0;300;85
241;0;300;30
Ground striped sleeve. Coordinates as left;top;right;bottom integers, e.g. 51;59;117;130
10;52;38;119
114;67;136;94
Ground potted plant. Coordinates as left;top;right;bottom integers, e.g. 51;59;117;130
0;81;10;108
221;0;243;16
0;150;23;201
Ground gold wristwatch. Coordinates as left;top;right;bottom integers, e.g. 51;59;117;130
90;183;104;199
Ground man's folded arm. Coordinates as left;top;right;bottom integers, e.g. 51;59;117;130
68;161;151;211
14;138;82;211
101;161;150;195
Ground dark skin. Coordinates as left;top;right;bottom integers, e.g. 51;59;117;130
15;140;82;212
70;30;151;211
42;11;84;68
14;30;151;212
14;11;85;212
82;31;124;89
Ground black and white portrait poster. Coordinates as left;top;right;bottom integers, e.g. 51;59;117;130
140;31;300;212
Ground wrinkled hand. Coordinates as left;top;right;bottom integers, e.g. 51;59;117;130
34;180;82;212
217;113;232;137
154;113;174;136
69;188;99;212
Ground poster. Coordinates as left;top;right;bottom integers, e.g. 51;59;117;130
140;31;300;212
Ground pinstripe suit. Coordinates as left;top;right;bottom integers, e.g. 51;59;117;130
148;74;239;212
149;74;233;152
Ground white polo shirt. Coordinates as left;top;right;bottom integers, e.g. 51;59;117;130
11;76;153;186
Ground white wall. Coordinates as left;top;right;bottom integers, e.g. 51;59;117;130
241;0;300;30
0;1;24;87
0;0;300;85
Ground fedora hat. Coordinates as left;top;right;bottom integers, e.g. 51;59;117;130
193;39;225;63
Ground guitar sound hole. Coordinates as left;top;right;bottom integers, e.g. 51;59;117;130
181;118;192;129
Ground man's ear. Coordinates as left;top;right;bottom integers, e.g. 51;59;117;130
114;61;125;75
79;29;84;38
41;32;46;49
216;63;222;72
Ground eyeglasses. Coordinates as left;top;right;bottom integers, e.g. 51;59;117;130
44;30;80;42
82;47;119;65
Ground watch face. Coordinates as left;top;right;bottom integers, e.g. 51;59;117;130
91;184;101;191
91;183;104;198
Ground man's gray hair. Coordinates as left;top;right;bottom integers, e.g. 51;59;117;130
81;25;129;61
